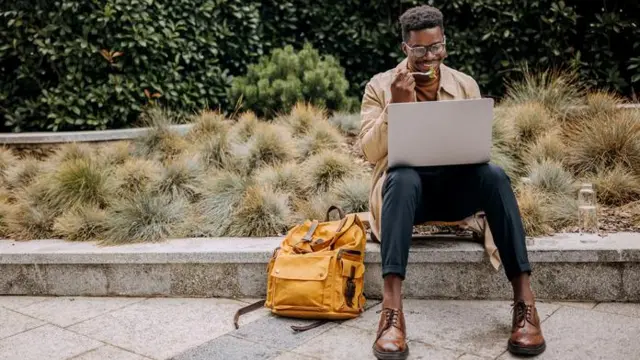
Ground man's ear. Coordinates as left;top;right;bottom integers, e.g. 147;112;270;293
401;43;408;57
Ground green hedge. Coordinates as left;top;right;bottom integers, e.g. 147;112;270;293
1;0;263;131
2;0;639;132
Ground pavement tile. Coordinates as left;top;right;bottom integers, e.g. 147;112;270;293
290;322;469;360
67;298;268;359
18;296;145;327
345;300;559;359
546;301;597;310
231;314;337;351
0;307;45;340
0;296;49;311
71;345;150;360
497;306;640;360
170;334;283;360
456;354;491;360
272;352;320;360
0;324;102;360
592;302;640;318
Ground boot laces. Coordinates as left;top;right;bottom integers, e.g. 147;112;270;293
377;308;401;332
512;301;534;328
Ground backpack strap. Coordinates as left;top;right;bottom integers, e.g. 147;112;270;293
290;320;328;332
325;205;345;221
233;300;329;333
233;299;265;329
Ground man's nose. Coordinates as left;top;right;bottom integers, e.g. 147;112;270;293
424;52;437;61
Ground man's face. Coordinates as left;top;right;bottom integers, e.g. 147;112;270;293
402;27;447;74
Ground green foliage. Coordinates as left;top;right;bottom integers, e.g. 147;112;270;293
2;1;638;132
258;0;640;100
228;44;354;118
1;0;262;132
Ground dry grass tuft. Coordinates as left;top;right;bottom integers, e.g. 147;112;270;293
547;194;579;229
297;120;345;158
194;132;237;170
231;111;260;143
516;185;553;237
4;180;57;240
4;158;44;190
329;112;361;136
97;141;132;166
0;147;18;181
46;158;115;210
187;110;230;141
49;143;94;164
0;189;11;237
492;107;518;150
566;110;640;174
292;194;335;223
523;130;567;165
188;171;253;236
528;159;576;196
53;205;108;242
237;123;297;172
329;175;371;214
505;102;557;144
254;162;310;198
114;158;163;197
227;185;291;237
489;146;521;181
276;102;326;136
589;165;640;206
504;67;585;118
579;91;625;120
4;200;56;240
304;150;358;192
134;108;188;160
155;155;204;202
102;192;188;245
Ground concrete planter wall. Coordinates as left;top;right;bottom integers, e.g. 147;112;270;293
1;233;638;301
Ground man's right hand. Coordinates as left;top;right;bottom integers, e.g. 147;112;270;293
390;68;415;103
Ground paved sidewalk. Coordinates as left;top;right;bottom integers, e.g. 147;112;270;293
1;296;639;360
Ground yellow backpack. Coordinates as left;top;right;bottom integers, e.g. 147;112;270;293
234;206;367;331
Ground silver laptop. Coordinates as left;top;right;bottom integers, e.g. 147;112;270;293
387;98;494;168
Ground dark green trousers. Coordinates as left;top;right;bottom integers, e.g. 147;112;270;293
380;163;531;281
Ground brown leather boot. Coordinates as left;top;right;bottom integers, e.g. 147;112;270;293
508;300;546;355
373;308;409;360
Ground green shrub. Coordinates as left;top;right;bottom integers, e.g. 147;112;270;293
1;0;262;132
3;1;638;132
228;44;355;118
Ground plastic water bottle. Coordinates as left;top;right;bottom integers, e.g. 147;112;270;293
578;183;598;242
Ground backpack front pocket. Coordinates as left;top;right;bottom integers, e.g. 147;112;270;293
269;254;335;311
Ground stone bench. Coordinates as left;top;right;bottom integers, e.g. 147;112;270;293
1;233;638;301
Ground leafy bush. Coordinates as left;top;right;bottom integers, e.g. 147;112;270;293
228;44;355;118
1;0;263;132
3;1;639;132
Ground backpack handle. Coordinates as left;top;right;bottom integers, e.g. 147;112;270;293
325;206;345;221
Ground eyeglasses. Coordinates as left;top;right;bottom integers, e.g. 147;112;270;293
404;37;446;58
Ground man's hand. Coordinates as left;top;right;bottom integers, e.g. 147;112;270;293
390;68;415;103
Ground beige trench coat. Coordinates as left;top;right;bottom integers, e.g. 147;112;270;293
358;59;502;270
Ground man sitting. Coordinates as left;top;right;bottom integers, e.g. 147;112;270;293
358;5;546;359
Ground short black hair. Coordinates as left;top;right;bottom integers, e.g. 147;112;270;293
399;5;444;42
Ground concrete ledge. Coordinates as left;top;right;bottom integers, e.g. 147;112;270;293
1;233;639;301
0;124;192;144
